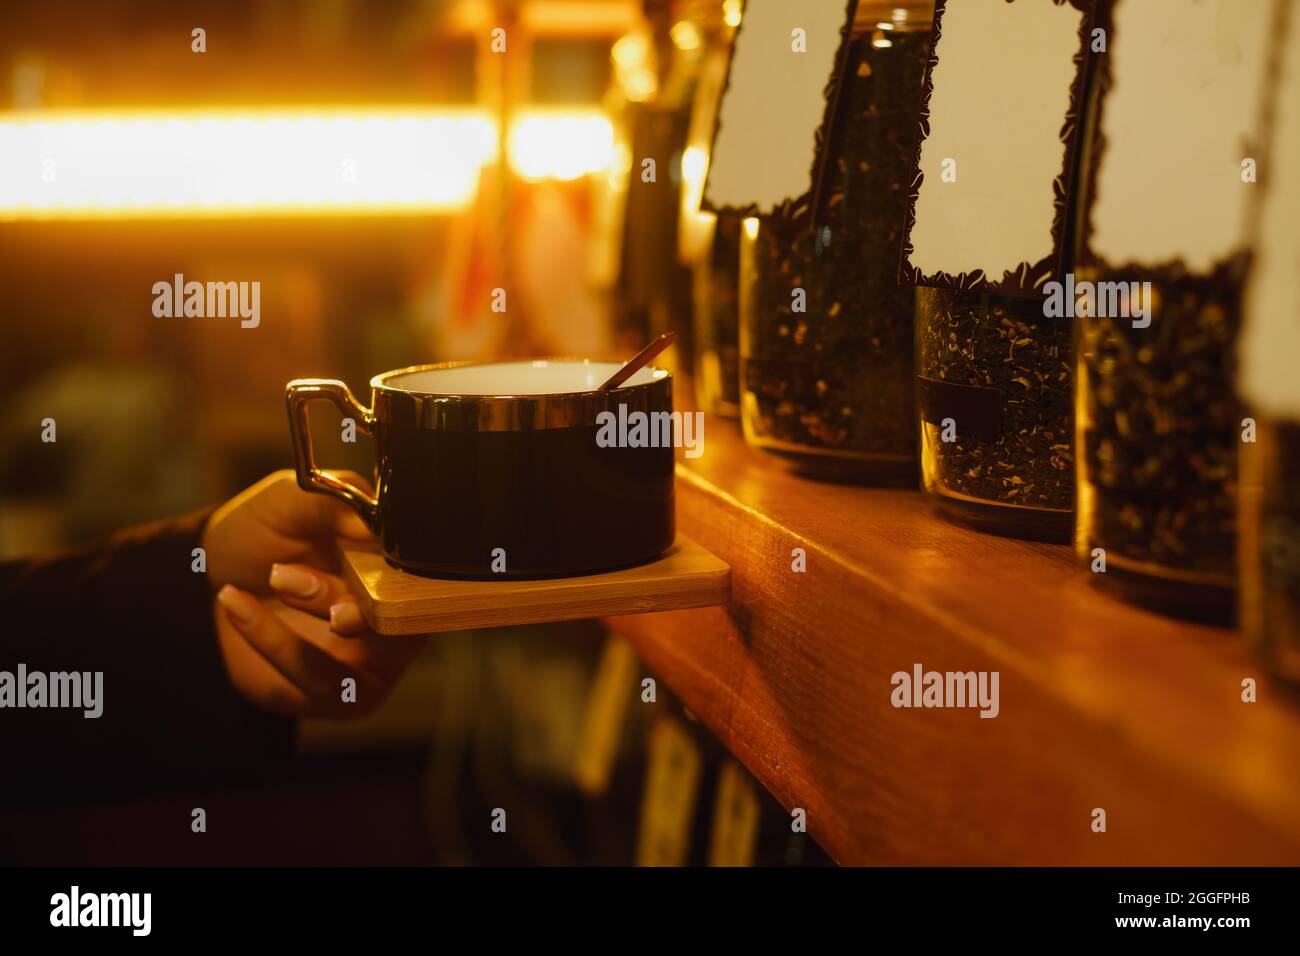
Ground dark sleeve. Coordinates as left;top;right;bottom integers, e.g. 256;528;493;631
0;509;295;807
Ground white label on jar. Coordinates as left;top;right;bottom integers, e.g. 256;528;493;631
705;0;851;213
1090;0;1271;273
906;0;1083;284
1241;6;1300;419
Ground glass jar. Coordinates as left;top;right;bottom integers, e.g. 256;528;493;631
739;8;931;483
1066;0;1272;624
1240;417;1300;682
1074;270;1240;622
1239;0;1300;675
692;211;741;417
915;289;1074;541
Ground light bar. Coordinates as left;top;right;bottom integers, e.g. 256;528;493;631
507;110;614;182
0;109;499;219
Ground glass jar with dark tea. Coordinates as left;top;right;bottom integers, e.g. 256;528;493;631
1241;418;1300;684
738;11;931;482
1074;269;1241;622
915;288;1075;541
1066;0;1271;623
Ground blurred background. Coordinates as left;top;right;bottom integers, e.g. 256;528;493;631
0;0;691;545
0;0;827;865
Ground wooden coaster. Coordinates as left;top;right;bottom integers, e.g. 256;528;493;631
338;537;729;636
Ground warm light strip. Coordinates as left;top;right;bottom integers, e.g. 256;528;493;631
0;108;614;219
507;110;614;182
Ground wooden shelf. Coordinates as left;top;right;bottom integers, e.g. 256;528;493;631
607;420;1300;865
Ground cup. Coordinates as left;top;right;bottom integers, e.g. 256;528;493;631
286;359;675;579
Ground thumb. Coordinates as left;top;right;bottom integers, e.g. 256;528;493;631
262;470;376;541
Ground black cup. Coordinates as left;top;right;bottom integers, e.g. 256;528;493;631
286;360;675;579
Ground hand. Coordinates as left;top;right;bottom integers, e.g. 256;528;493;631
201;470;425;719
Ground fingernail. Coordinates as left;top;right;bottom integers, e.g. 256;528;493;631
217;585;260;628
269;563;321;598
329;602;365;634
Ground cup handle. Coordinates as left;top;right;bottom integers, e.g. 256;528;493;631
285;378;379;531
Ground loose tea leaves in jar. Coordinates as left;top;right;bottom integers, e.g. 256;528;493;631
1078;270;1241;580
916;288;1074;538
738;24;931;481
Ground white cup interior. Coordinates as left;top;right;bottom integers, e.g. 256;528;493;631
380;360;666;396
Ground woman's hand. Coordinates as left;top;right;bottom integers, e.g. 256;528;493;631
201;470;425;719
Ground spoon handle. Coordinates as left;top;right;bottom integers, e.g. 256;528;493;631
599;332;677;390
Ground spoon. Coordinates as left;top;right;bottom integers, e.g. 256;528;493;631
599;331;677;390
